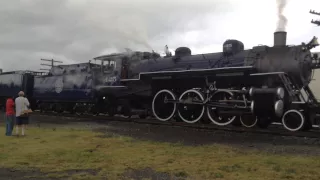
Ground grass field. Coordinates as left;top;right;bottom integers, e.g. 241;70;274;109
0;125;319;180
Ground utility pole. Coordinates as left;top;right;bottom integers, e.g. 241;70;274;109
40;58;63;71
310;9;320;26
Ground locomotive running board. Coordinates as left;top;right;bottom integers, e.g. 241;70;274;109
95;85;129;94
95;85;128;90
138;66;255;82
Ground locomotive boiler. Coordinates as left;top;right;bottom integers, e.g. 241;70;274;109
109;30;320;132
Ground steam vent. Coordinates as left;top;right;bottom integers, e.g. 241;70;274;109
274;31;287;46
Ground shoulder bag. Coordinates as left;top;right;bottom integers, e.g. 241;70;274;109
19;98;32;117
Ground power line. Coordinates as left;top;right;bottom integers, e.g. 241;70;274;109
310;10;320;16
40;58;63;71
310;9;320;26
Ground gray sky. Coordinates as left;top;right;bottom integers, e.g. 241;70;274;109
0;0;319;72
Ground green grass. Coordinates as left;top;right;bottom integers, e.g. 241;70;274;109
0;126;319;180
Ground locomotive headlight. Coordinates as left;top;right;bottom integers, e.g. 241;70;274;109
103;96;106;99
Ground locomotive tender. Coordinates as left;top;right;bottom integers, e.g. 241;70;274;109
33;62;106;114
0;30;319;133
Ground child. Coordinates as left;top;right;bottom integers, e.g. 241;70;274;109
5;96;15;136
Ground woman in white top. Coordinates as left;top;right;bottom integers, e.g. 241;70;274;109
15;91;30;136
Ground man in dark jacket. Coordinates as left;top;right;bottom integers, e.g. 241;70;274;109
5;96;15;136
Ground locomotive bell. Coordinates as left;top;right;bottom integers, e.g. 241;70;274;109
306;36;319;50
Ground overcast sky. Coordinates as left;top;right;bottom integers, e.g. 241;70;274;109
0;0;319;73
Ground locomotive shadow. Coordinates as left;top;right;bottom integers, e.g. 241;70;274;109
91;121;320;156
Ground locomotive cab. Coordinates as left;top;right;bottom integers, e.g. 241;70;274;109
93;53;123;86
92;52;156;117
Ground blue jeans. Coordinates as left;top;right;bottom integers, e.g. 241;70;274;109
5;115;15;136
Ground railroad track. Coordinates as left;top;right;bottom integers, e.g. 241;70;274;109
32;111;320;139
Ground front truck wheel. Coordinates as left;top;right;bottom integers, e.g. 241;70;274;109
282;109;305;132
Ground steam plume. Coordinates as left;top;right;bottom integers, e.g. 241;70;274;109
276;0;288;31
115;15;153;51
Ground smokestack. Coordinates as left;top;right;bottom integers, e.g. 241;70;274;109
274;31;287;46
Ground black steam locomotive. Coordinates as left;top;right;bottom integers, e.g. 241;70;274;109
117;31;320;132
0;31;319;132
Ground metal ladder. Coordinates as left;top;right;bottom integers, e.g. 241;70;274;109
303;85;318;104
278;73;298;99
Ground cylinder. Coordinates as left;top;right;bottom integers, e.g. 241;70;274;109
249;87;284;100
250;99;284;118
274;31;287;46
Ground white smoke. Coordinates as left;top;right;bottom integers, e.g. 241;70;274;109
79;4;155;52
0;74;23;87
276;0;288;31
114;15;153;51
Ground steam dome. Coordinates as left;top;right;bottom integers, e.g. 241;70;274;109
175;47;191;57
223;40;244;55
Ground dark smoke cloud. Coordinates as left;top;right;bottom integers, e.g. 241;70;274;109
0;0;318;73
0;0;235;71
276;0;288;31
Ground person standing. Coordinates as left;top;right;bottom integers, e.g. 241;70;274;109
5;96;15;136
15;91;30;136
